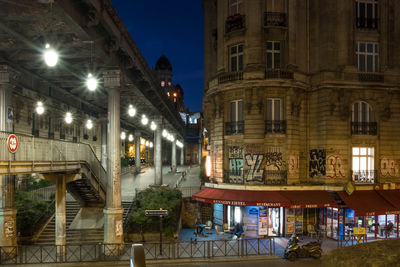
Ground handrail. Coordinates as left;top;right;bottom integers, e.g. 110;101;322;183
0;131;106;193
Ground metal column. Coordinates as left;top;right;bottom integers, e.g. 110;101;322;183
154;120;162;185
171;139;176;172
135;130;141;172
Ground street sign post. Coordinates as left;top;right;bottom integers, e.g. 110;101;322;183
7;134;18;153
145;208;168;255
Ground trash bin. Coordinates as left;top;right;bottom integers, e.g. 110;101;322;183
130;244;146;267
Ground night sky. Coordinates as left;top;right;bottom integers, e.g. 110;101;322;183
110;0;204;112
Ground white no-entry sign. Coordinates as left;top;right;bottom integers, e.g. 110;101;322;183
7;134;18;153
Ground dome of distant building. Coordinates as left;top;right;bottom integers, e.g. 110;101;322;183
155;55;172;71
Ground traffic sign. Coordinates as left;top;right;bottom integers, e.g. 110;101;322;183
7;134;18;153
145;210;168;216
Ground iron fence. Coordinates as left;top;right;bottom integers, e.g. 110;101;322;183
351;121;377;135
352;170;377;184
0;239;275;264
264;12;287;27
337;235;367;248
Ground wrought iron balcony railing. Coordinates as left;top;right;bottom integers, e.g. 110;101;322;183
352;170;377;184
351;122;377;135
223;169;287;185
265;69;293;79
264;12;287;27
226;14;245;33
225;121;244;135
265;120;286;134
358;73;384;83
218;72;243;84
356;17;378;29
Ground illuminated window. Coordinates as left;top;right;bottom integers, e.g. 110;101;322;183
352;147;375;183
168;82;171;86
161;81;165;87
167;92;170;97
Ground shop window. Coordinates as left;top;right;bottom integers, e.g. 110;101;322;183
352;147;375;183
356;0;378;29
229;0;243;15
356;42;379;72
230;44;243;72
266;41;280;69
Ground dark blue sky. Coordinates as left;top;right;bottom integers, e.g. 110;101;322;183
111;0;204;112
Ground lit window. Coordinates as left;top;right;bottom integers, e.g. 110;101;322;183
168;82;171;86
229;0;243;15
266;41;280;69
173;92;177;97
161;81;165;87
356;42;379;72
167;92;170;97
352;147;375;183
230;44;243;72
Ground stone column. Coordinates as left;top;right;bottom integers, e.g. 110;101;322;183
103;70;123;246
101;119;107;170
171;139;177;172
0;65;17;249
154;119;162;185
135;130;141;172
55;175;66;255
180;145;184;166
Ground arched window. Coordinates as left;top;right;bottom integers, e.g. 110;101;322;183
351;101;377;135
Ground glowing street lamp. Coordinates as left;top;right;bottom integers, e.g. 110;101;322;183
162;129;168;138
43;43;58;67
121;131;126;140
86;119;93;130
145;141;149;146
128;134;133;142
149;142;153;148
141;115;148;125
150;121;157;131
140;138;145;145
65;112;73;124
86;73;98;91
128;105;136;117
36;101;45;115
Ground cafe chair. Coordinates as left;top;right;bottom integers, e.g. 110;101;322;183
215;225;224;236
307;224;318;238
223;223;232;234
205;220;212;231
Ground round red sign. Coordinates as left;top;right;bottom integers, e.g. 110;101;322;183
7;134;18;153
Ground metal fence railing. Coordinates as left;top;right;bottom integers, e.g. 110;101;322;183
337;235;367;248
0;239;275;264
0;131;106;193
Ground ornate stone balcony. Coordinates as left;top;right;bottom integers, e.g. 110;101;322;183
225;14;245;33
351;122;377;135
265;69;293;79
218;71;243;84
264;12;287;27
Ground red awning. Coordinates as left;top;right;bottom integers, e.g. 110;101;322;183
338;190;400;216
279;190;337;208
192;188;290;207
376;190;400;210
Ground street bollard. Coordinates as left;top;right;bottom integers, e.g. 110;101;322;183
130;244;146;267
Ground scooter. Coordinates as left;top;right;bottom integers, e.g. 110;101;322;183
284;234;322;261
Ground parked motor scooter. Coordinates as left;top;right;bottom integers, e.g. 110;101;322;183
284;234;322;261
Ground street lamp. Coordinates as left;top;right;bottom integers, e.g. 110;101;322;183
86;119;93;129
43;43;58;67
141;115;148;125
162;129;168;138
141;138;145;145
65;112;73;124
149;142;153;148
150;121;157;131
145;141;149;146
121;131;126;140
36;101;45;115
128;134;133;142
128;105;136;117
86;73;98;91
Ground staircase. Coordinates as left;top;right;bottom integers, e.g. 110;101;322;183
36;201;133;244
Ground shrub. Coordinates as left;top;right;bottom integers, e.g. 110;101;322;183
127;187;182;237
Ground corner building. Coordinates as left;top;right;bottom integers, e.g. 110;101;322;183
197;0;400;240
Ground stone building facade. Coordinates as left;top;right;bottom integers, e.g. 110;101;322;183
198;0;400;238
202;0;400;186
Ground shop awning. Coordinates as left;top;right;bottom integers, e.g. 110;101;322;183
279;190;338;208
376;190;400;210
192;188;290;207
338;190;400;216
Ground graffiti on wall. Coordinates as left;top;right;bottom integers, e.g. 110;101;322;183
380;158;399;177
288;154;299;175
229;146;243;182
309;149;326;178
265;149;284;170
326;155;346;178
245;144;264;182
